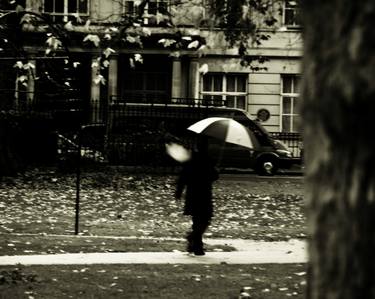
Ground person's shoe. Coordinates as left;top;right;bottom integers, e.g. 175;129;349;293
187;242;194;253
194;249;205;256
186;236;194;253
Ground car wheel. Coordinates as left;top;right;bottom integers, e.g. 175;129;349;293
255;156;279;176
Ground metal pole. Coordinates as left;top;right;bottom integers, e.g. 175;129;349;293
75;127;82;235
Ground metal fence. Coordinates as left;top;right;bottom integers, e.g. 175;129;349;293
86;102;304;164
269;132;303;158
1;95;303;172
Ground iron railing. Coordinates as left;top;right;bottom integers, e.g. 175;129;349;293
270;132;303;159
110;95;229;107
1;92;303;169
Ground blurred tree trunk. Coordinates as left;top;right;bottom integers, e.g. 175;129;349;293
301;1;375;298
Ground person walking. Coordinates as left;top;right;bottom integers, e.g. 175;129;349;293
175;139;219;255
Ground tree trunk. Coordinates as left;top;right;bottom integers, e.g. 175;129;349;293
301;1;375;298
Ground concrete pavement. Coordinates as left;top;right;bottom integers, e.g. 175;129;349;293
0;238;307;265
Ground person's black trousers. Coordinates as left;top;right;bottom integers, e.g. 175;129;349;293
187;215;211;254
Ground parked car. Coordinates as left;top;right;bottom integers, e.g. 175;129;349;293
105;103;296;175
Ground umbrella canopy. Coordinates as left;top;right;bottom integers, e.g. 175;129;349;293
187;117;258;149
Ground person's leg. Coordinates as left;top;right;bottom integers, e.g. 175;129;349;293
191;215;211;255
186;230;194;253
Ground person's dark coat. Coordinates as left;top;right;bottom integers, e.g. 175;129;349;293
175;151;219;218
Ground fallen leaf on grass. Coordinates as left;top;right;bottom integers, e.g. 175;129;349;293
0;172;305;241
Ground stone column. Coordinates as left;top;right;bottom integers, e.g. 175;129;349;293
188;57;199;102
108;56;118;103
90;56;100;122
26;59;36;106
171;57;182;103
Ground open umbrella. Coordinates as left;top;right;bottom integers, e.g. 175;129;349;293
187;117;259;149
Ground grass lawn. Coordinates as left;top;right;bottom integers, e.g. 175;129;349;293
0;169;306;243
0;263;307;299
0;170;307;298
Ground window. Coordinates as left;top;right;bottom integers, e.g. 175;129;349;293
201;73;247;109
119;55;171;103
281;75;300;132
44;0;89;22
283;0;300;28
123;0;169;25
122;71;169;102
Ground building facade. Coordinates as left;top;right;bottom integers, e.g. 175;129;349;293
1;0;302;134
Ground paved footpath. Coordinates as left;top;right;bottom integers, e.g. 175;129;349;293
0;238;307;266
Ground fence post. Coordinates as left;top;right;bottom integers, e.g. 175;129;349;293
75;127;82;235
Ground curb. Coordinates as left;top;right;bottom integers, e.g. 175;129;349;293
0;239;308;265
0;251;307;266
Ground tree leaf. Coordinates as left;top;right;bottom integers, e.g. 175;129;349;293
142;28;151;36
93;74;106;85
134;54;143;63
126;36;136;43
83;34;100;47
13;61;23;69
158;38;176;47
198;63;208;74
188;40;200;49
64;21;74;31
103;47;116;58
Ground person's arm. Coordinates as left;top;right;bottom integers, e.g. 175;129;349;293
175;166;187;199
208;159;219;182
212;166;219;182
